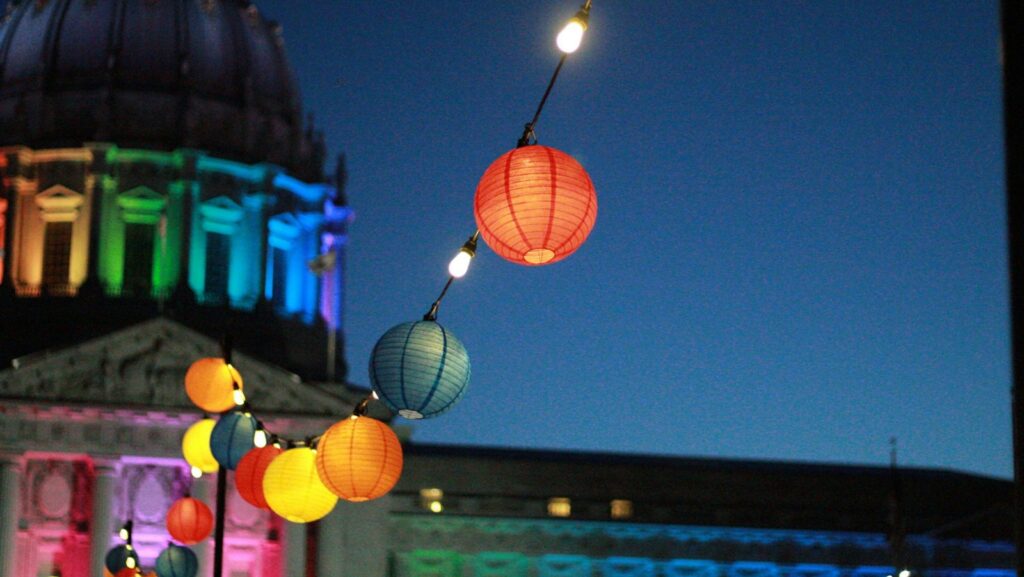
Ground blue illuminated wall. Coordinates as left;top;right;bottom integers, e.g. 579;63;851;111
388;516;1015;577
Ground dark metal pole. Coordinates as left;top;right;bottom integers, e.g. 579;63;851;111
213;468;227;577
1001;1;1024;574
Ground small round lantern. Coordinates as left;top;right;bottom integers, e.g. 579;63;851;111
105;544;139;573
262;446;337;523
166;496;213;544
210;411;258;470
369;320;470;419
184;357;242;413
182;418;219;475
235;445;283;509
474;144;597;266
315;416;403;502
156;543;198;577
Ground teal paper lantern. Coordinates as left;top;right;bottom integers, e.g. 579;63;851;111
104;544;139;573
370;320;471;419
156;544;198;577
210;410;258;470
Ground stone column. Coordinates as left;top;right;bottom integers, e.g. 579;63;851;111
0;456;22;577
89;460;119;577
191;474;214;577
285;519;307;577
316;497;390;577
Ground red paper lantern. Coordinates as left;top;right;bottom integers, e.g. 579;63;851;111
235;445;283;509
474;145;597;266
166;496;214;544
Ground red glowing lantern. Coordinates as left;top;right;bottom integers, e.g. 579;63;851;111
166;496;214;544
474;145;597;266
235;445;283;510
115;569;140;577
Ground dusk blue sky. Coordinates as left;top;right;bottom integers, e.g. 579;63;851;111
254;1;1009;479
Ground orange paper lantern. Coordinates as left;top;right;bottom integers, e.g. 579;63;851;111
315;416;403;502
474;144;597;266
166;496;214;544
235;445;283;509
184;357;242;413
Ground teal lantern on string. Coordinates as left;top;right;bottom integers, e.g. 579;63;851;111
210;410;258;470
104;544;139;573
369;320;471;419
156;543;198;577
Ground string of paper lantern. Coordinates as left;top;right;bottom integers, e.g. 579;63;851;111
153;6;598;576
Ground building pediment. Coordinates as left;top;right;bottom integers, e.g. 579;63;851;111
0;317;362;418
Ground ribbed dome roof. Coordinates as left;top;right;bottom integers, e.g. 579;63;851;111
0;0;324;179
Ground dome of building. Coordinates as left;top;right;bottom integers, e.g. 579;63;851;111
0;0;323;179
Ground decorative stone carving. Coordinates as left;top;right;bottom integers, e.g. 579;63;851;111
0;318;361;417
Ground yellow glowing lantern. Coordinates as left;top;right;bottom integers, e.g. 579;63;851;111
263;447;337;523
184;358;242;413
315;415;403;502
182;418;219;475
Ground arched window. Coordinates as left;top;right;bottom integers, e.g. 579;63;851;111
34;185;84;296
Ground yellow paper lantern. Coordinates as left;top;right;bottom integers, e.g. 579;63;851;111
182;419;219;475
315;416;403;502
185;358;242;413
263;447;337;523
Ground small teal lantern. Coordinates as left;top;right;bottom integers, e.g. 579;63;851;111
104;544;139;573
210;410;258;470
156;543;199;577
370;320;471;419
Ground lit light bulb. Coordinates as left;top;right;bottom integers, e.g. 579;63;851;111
899;571;911;577
126;557;136;569
429;500;443;513
119;527;129;540
253;429;268;448
233;388;246;406
448;250;472;278
190;466;203;479
557;18;586;53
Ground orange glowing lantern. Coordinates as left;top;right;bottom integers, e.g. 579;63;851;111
235;445;283;509
184;357;242;413
474;145;597;266
166;496;214;544
315;415;403;502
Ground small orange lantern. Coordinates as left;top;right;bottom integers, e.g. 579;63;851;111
474;144;597;266
166;496;214;544
235;445;283;509
315;415;403;502
184;357;242;413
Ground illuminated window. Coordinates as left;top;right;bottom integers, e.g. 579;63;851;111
42;222;72;292
420;488;443;513
204;232;229;303
123;222;155;297
610;499;633;519
547;497;571;518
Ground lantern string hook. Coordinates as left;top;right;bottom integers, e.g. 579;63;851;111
518;54;567;148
